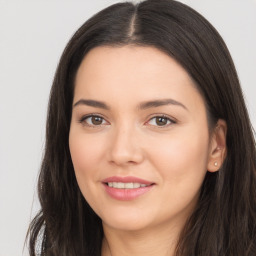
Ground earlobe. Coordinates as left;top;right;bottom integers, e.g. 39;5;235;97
207;119;227;172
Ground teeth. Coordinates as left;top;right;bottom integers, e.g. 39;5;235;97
125;183;133;189
117;182;125;189
133;183;140;188
107;182;149;189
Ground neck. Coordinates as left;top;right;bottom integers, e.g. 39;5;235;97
101;222;182;256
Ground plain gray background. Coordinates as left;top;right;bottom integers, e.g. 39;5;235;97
0;1;255;255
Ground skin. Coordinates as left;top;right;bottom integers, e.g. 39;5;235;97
69;45;227;256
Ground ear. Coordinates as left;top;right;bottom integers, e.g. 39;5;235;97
207;119;227;172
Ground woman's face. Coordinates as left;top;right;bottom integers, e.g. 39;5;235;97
69;45;214;232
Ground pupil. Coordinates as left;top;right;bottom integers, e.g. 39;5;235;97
156;117;167;126
92;116;103;125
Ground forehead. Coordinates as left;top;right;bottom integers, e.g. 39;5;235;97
74;45;205;113
75;45;193;88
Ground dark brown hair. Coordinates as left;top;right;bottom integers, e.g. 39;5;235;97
27;0;256;255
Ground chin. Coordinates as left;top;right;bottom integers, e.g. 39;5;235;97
103;219;150;232
100;209;154;232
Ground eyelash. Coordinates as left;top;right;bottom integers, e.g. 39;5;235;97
146;115;176;128
79;114;176;128
79;114;108;128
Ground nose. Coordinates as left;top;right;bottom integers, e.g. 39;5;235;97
107;124;144;166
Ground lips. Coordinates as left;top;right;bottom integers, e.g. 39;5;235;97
107;182;148;189
102;176;155;201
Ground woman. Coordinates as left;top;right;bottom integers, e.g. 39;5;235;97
27;0;256;255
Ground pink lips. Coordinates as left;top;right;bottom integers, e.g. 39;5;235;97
102;176;155;201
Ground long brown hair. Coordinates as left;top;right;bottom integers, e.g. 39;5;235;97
27;0;256;255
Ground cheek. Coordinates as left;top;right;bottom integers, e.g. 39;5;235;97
149;127;210;183
70;137;97;172
146;128;210;219
69;131;109;215
69;130;105;191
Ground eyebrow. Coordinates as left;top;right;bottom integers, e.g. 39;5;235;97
73;98;188;111
138;99;188;111
73;99;110;110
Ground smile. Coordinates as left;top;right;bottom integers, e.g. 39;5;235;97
107;182;149;189
102;176;155;201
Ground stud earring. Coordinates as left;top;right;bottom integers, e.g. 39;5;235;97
214;162;218;166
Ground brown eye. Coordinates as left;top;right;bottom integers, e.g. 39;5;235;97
147;116;174;127
81;115;108;126
156;117;168;126
91;116;103;125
